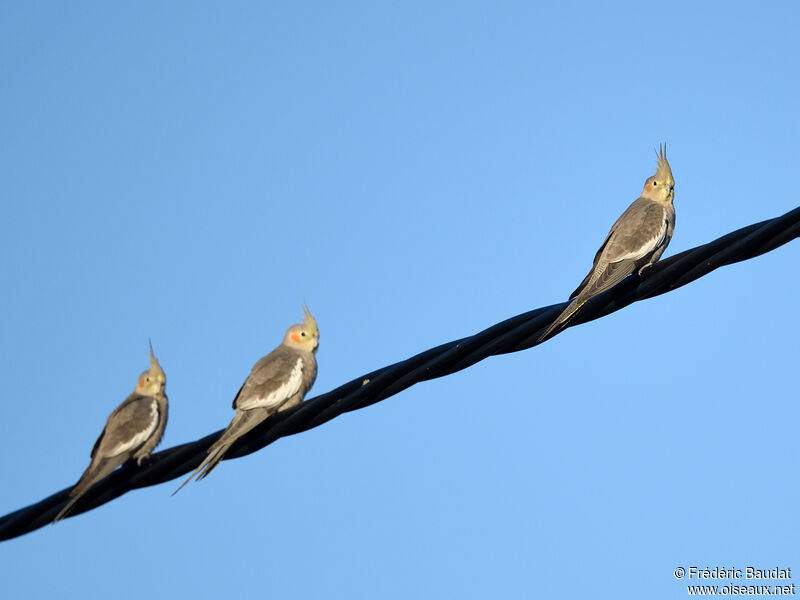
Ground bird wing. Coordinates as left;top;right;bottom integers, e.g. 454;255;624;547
91;394;161;459
571;200;668;299
234;348;306;411
602;200;669;263
570;228;615;299
577;259;639;301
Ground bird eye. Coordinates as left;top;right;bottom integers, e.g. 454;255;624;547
301;332;306;337
652;181;657;187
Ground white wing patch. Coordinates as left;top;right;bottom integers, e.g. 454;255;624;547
611;218;668;263
238;358;304;411
109;400;159;456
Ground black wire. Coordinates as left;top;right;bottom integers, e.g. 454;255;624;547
2;205;799;541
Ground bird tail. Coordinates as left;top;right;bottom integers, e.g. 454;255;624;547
52;458;118;523
537;297;587;343
171;409;266;496
171;441;232;496
194;444;230;480
52;494;82;524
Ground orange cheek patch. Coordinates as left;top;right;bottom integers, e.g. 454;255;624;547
290;333;301;342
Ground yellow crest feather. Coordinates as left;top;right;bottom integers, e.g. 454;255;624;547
655;142;672;181
148;340;165;378
302;302;318;335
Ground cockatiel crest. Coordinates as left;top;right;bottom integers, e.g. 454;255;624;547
641;144;674;204
135;341;167;396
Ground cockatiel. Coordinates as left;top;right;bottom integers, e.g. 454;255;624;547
538;145;676;342
174;304;319;494
53;345;168;522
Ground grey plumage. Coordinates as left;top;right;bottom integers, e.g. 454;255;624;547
53;346;168;523
538;146;676;342
173;305;319;494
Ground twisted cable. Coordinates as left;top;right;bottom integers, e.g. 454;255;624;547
2;205;798;541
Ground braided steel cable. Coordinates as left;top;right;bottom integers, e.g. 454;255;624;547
2;204;799;541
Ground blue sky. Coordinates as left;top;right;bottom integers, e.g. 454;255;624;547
1;2;798;598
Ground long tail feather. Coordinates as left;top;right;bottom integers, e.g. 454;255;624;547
171;446;225;496
52;458;118;523
52;494;82;524
537;297;587;343
171;409;268;495
194;444;230;480
171;463;204;497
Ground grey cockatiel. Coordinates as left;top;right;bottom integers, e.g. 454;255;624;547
538;145;676;342
53;345;168;522
174;305;319;494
